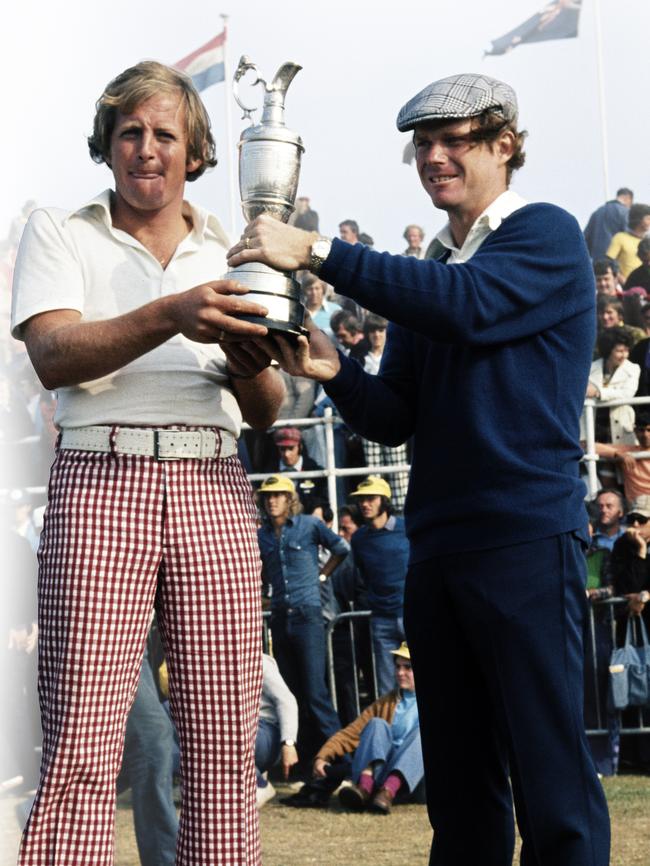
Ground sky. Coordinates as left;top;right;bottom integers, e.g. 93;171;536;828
2;0;649;254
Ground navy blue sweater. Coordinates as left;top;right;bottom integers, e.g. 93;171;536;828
350;516;409;616
322;203;595;562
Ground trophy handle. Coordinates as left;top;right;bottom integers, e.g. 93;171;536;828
233;55;265;123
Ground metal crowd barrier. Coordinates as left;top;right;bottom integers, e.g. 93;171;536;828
263;603;650;740
585;597;650;737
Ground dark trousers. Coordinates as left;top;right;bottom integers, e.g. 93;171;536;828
404;533;610;866
270;606;341;754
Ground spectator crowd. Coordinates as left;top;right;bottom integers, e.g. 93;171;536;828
2;184;650;855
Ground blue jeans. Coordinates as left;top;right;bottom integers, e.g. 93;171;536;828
118;652;178;866
255;718;281;783
371;615;405;696
270;606;340;748
351;717;424;793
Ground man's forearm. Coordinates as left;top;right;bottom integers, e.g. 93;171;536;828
24;297;179;390
232;366;286;430
23;281;270;391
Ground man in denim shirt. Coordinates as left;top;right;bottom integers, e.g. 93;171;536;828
257;475;348;757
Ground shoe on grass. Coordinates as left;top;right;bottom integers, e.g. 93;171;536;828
338;782;372;812
369;786;395;815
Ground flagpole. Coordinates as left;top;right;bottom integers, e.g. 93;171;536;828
220;13;238;240
592;0;610;200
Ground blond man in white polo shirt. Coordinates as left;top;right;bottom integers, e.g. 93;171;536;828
11;61;282;866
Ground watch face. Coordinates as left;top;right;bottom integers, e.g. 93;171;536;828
313;240;331;258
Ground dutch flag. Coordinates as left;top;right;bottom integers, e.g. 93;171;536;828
175;29;226;92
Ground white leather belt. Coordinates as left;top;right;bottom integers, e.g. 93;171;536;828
60;426;237;460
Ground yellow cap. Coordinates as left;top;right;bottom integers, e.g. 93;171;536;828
390;642;411;660
258;474;296;494
350;474;392;499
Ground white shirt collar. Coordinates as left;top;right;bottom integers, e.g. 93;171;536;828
66;189;231;249
435;189;528;263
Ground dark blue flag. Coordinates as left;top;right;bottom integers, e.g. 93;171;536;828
485;0;582;56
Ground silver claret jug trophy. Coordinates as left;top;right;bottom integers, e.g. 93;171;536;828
226;55;308;338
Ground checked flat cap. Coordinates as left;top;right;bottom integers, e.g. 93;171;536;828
396;73;518;132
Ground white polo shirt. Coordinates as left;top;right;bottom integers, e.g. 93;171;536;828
11;190;244;434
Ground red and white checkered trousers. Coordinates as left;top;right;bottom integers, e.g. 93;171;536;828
19;437;263;866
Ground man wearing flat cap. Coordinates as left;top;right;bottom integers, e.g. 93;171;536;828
228;73;609;865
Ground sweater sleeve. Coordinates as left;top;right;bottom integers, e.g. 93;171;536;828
320;204;594;346
315;693;397;763
324;324;419;446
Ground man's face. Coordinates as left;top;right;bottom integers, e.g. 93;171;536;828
394;657;415;691
597;492;623;528
414;118;511;217
304;280;325;309
335;325;356;348
339;224;358;243
109;90;201;215
599;305;621;328
635;422;650;449
277;443;300;467
640;215;650;234
338;513;358;542
406;227;423;247
357;494;383;521
619;193;633;208
595;268;617;295
263;492;290;519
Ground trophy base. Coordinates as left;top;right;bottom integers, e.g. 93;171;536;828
226;262;308;341
239;314;309;341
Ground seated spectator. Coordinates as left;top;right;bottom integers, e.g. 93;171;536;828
357;317;410;511
595;412;650;510
624;238;650;294
257;475;348;758
590;489;627;552
606;203;650;281
596;296;646;352
256;653;299;806
268;426;328;516
302;273;342;339
585;328;640;446
349;476;408;696
402;224;425;258
284;643;423;814
594;258;621;298
330;310;370;362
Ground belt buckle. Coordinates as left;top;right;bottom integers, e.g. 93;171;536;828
153;430;177;461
